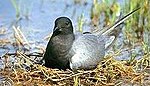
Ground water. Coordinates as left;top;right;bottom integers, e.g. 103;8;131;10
0;0;93;56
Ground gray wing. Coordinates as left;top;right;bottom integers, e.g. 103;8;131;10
70;34;105;70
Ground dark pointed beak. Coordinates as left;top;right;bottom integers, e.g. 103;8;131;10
53;26;62;32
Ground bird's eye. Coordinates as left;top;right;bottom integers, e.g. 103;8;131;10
65;22;69;26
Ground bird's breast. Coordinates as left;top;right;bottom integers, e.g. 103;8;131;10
50;34;74;58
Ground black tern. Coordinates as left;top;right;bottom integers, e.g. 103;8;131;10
42;8;140;70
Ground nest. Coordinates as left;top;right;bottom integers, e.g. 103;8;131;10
0;51;149;86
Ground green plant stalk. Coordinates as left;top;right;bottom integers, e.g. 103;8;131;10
77;14;84;32
11;0;20;18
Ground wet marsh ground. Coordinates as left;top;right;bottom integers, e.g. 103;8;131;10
0;0;150;85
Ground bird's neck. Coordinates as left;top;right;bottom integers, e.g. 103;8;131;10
55;33;74;42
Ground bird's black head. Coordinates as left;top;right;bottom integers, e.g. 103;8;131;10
53;17;74;36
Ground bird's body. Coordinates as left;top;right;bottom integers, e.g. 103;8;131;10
44;33;74;69
70;34;105;70
44;30;105;70
43;8;140;70
43;17;75;70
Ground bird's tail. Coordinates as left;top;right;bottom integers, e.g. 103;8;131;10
97;7;141;49
95;7;141;36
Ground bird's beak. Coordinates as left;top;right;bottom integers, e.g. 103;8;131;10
53;26;62;32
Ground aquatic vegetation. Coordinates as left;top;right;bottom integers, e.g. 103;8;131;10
90;0;120;27
77;14;84;32
11;0;31;21
11;0;20;18
13;26;31;50
124;0;150;42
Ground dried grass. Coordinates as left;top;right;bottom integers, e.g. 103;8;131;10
0;51;149;86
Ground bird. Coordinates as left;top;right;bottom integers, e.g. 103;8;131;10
42;8;140;70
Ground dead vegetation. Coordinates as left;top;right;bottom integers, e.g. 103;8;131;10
0;50;149;86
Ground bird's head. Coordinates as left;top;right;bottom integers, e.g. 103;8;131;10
53;17;74;35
